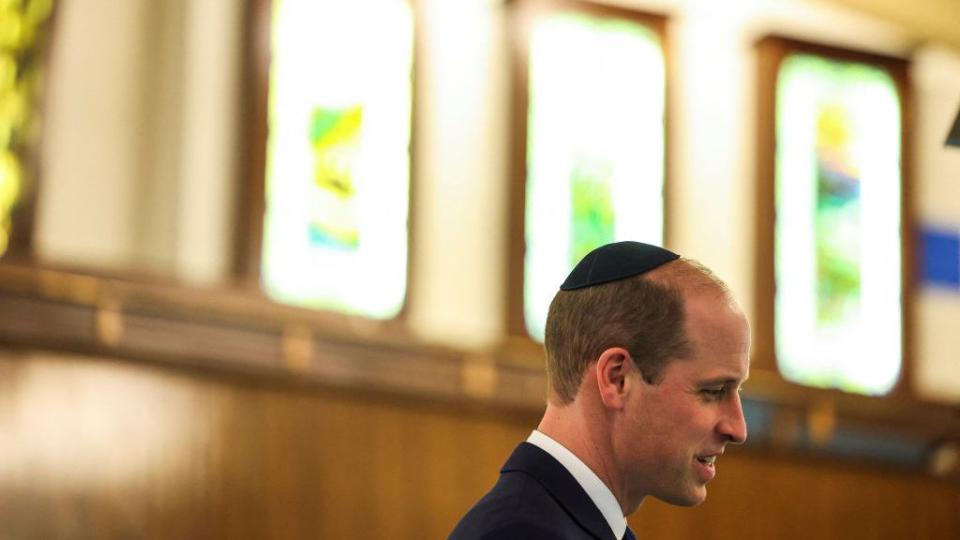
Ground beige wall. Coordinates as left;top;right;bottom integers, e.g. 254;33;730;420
37;0;239;284
827;0;960;51
912;45;960;402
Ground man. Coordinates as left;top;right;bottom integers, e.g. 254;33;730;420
449;241;750;540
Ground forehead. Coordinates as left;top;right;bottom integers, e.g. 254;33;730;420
673;290;751;380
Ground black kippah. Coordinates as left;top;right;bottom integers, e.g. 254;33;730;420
560;241;679;291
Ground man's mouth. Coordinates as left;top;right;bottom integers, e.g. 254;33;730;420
694;454;719;482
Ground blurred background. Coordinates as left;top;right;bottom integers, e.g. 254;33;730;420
1;0;960;537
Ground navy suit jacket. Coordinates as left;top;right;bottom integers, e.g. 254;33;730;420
448;442;621;540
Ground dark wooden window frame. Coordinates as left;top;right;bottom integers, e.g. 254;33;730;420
235;0;423;330
504;0;673;345
753;35;915;397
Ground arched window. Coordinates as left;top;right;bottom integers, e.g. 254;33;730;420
510;1;667;341
756;37;907;395
249;0;414;320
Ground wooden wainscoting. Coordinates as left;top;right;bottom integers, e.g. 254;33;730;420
2;350;958;540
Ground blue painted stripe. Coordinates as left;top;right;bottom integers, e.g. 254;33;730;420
920;227;960;288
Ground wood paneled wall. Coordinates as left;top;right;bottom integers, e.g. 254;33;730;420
1;350;957;539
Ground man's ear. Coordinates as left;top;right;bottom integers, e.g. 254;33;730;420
596;347;634;410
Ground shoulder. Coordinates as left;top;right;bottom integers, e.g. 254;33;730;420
450;514;575;540
465;521;565;540
448;470;576;540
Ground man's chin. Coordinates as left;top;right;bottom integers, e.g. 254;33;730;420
656;487;707;507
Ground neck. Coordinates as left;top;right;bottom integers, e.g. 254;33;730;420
537;398;632;514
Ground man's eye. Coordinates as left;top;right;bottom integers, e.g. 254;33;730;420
702;388;726;399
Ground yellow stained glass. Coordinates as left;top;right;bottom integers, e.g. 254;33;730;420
261;0;413;319
774;53;902;395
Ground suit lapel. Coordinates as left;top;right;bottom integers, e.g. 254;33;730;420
502;443;617;540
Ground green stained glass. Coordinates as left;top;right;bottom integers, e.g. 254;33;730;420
774;53;902;395
815;103;861;325
569;156;615;267
261;0;412;319
523;10;665;340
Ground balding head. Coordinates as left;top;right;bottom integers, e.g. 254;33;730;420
543;258;732;405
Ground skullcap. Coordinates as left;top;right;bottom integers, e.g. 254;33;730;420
560;241;679;291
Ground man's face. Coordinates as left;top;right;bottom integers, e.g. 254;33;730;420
616;290;751;509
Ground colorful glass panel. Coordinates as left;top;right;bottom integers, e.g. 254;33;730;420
774;53;902;394
261;0;412;319
0;0;54;256
523;11;665;340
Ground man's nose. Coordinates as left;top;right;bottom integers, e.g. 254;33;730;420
717;394;747;444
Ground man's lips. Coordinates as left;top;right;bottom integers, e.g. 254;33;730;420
694;459;716;481
694;451;723;481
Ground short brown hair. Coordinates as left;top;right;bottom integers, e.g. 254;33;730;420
543;259;725;404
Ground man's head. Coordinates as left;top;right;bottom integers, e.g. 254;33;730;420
545;268;690;404
541;242;750;511
545;243;731;404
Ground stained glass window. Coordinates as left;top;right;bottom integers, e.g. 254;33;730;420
0;0;54;257
523;10;665;340
261;0;413;319
774;53;902;394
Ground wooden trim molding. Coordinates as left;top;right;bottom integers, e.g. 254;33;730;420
0;262;547;411
0;261;958;478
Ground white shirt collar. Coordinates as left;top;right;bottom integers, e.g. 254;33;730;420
526;430;627;539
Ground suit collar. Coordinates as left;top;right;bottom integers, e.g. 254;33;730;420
502;442;618;540
527;431;627;538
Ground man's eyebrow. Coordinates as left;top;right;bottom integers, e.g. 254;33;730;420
697;375;748;386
